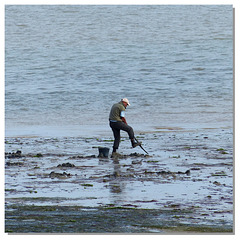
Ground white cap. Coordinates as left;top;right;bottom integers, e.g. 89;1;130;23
122;98;130;106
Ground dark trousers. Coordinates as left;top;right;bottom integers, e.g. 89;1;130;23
109;121;134;150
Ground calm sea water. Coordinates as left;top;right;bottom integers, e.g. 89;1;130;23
5;5;233;137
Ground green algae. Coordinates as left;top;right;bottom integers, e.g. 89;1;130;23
144;224;233;233
81;183;94;187
5;205;233;233
33;153;43;157
211;171;228;176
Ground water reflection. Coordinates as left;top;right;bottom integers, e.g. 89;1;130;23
109;159;126;205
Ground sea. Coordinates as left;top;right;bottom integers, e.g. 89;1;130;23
5;5;233;137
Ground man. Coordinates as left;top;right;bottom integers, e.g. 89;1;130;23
109;98;141;157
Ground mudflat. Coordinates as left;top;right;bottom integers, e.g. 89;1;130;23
5;128;233;233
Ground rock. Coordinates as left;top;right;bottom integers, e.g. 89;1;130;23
57;162;75;168
6;161;24;166
69;155;96;159
130;152;149;158
157;170;171;175
213;181;221;186
49;171;71;179
5;151;22;159
131;159;143;164
156;170;191;176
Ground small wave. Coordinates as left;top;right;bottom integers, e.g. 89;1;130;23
197;104;214;108
37;87;48;91
174;59;192;63
140;68;155;72
48;90;67;95
213;37;231;40
29;66;46;71
62;10;79;13
19;107;29;111
192;67;205;71
16;24;28;27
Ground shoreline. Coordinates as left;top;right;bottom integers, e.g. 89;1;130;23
5;122;233;138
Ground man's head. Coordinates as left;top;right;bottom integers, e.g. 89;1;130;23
122;98;130;107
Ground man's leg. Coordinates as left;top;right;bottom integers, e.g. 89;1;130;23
110;122;121;152
115;122;134;139
114;122;141;148
112;127;120;152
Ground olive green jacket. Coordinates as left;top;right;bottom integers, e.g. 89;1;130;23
109;101;126;122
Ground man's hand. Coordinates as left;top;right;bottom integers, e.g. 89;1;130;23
121;117;127;125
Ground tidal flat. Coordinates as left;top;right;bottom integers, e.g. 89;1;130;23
5;127;233;233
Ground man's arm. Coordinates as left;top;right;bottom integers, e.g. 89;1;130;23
120;111;127;124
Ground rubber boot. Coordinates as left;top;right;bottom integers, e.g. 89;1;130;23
131;139;142;148
111;152;122;158
111;148;121;158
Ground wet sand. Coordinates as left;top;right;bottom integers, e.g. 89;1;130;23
5;127;233;233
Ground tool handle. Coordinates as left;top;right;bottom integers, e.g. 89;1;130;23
134;137;149;154
134;137;139;142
